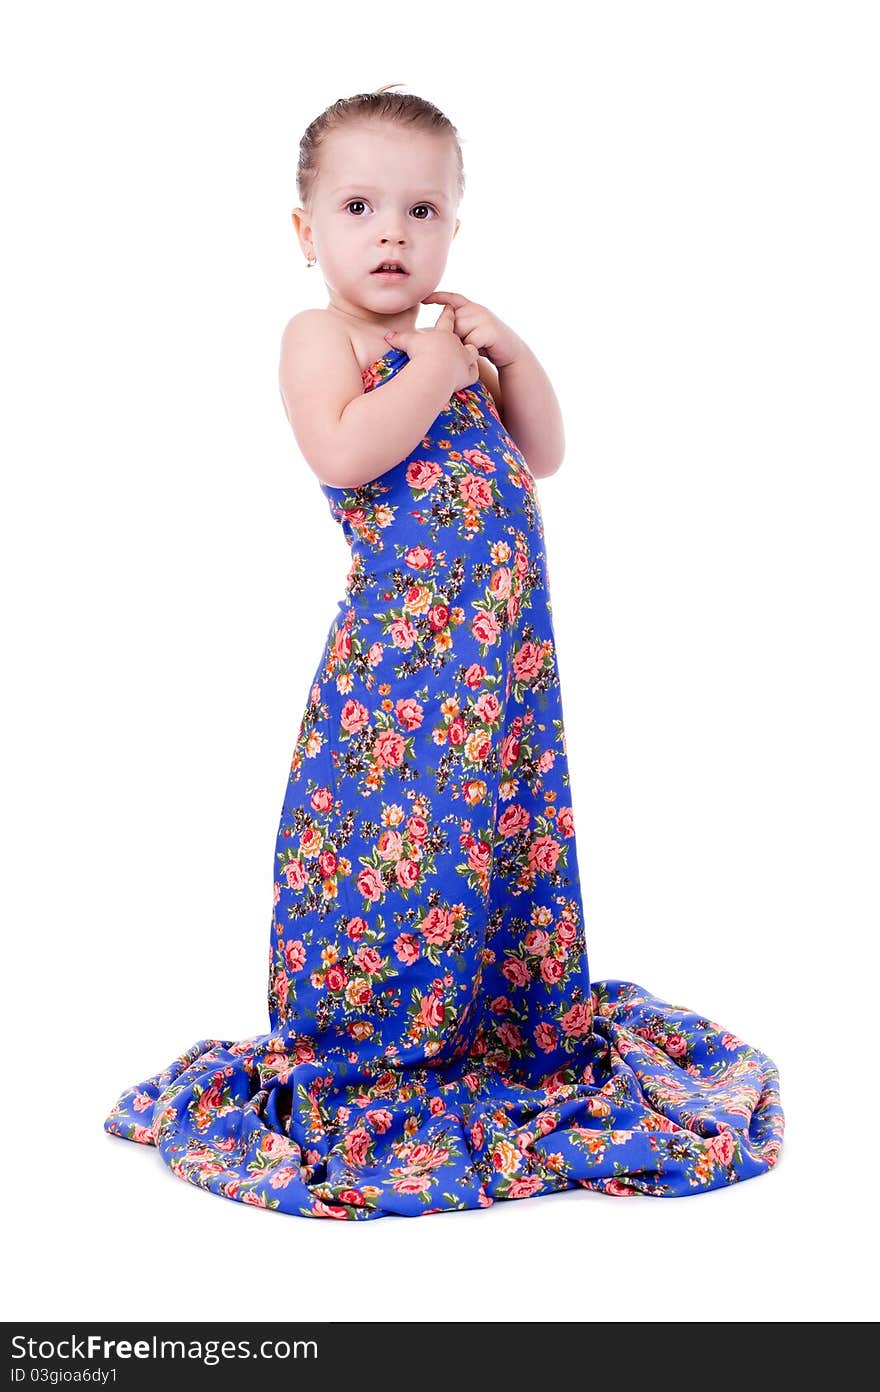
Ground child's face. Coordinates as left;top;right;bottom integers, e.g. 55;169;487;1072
293;121;461;323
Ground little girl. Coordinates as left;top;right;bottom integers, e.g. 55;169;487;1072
104;86;784;1220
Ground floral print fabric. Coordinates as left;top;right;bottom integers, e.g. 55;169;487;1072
104;346;784;1217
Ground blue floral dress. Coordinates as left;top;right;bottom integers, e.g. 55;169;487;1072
104;346;785;1217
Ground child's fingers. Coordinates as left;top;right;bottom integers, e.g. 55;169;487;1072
385;303;456;351
383;327;412;348
385;303;461;354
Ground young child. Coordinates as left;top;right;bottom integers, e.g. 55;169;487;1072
103;86;784;1219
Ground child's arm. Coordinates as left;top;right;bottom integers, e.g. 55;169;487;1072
496;343;565;479
278;310;459;490
421;292;565;479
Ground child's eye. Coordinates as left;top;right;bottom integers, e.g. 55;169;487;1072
343;200;437;219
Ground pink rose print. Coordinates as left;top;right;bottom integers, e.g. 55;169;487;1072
499;733;521;769
373;730;405;768
489;567;512;599
503;956;531;987
355;945;383;975
396;697;424;730
395;932;420;965
419;993;445;1030
389;618;418;650
284;859;308;890
404;544;434;570
513;641;546;683
284;940;306;972
472;609;501;646
528;836;560;874
394;858;421;890
475;691;502;723
524;929;551;957
357;866;384;904
497;803;530;838
420;907;456;946
341;699;370;734
428;605;449;632
406;458;443;491
561;1001;591;1037
462;447;493;471
377;829;404;861
459;474;493;509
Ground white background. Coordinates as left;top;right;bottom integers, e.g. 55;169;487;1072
3;0;878;1324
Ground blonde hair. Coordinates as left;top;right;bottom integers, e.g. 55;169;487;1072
296;82;465;209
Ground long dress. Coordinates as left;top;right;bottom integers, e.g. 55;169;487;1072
103;346;785;1217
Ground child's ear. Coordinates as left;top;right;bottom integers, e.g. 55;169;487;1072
291;207;312;255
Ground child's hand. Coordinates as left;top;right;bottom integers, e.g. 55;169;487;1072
384;303;479;395
420;292;524;370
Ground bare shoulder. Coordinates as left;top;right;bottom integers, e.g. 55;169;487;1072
280;305;347;347
278;309;359;406
476;354;503;419
278;310;363;482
